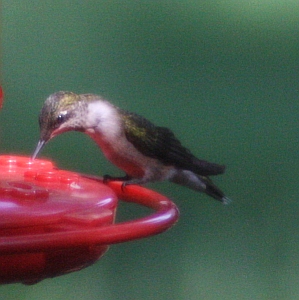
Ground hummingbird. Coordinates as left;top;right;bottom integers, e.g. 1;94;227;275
32;91;230;204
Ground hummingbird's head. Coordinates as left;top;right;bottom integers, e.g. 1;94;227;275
32;91;85;159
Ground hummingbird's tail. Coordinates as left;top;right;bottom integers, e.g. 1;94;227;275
169;170;231;204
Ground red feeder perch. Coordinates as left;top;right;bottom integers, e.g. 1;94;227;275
0;155;179;284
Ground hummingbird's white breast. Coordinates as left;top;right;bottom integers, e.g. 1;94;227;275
84;100;176;181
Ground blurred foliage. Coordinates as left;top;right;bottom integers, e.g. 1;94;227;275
1;1;299;299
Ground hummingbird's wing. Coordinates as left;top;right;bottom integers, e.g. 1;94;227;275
121;111;225;176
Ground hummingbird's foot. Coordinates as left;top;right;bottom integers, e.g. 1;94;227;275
103;174;132;184
103;175;147;192
120;178;149;192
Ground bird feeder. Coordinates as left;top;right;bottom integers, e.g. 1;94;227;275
0;155;179;284
0;86;3;109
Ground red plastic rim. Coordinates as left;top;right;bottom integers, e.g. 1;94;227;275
0;157;179;254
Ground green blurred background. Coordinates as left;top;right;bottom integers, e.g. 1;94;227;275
1;1;299;299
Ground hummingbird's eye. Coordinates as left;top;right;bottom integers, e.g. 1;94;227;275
56;111;68;125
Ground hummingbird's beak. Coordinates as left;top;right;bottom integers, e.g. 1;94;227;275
31;140;46;160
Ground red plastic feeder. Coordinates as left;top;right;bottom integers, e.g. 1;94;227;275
0;86;3;109
0;155;179;284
